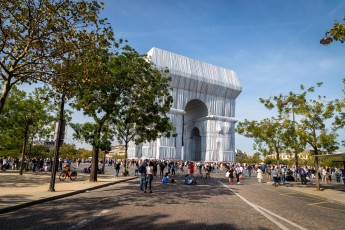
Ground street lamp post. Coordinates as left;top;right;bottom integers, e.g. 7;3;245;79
48;94;65;192
320;32;333;45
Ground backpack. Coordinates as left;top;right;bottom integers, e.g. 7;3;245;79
139;164;146;173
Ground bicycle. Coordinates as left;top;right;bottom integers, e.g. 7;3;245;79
59;167;77;181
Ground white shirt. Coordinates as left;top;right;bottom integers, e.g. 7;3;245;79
146;165;153;175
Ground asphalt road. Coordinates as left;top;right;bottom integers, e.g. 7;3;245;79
1;170;344;230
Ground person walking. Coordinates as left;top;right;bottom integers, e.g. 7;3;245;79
145;160;154;193
134;161;139;176
265;165;272;183
235;165;242;184
247;164;252;177
189;161;195;177
257;167;263;183
159;161;165;177
139;160;147;191
335;168;341;183
321;167;328;184
281;166;287;185
299;166;307;185
114;161;121;177
198;162;203;175
171;161;176;176
272;166;279;187
228;166;235;184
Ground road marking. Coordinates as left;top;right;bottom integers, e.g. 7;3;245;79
308;201;328;206
68;209;111;230
219;181;308;230
279;192;298;195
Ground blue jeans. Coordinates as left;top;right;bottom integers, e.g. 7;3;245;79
273;176;278;187
145;174;153;191
115;168;120;177
140;173;146;190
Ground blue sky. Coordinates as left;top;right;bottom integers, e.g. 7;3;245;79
41;0;345;154
94;0;345;154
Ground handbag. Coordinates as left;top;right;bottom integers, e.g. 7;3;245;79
225;171;230;178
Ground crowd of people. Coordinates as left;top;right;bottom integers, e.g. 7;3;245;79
0;156;83;173
224;163;345;186
1;155;344;188
110;159;344;195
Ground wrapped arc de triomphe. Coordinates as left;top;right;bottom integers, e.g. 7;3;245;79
127;47;242;162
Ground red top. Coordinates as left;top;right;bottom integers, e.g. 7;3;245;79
189;162;194;174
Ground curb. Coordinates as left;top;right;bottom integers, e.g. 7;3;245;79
0;177;137;215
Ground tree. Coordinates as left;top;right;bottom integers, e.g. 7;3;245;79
263;83;341;191
70;122;115;181
293;84;340;191
333;79;345;147
1;87;54;175
29;145;51;159
260;92;308;169
71;46;174;181
236;118;286;166
59;143;78;160
112;50;174;175
0;0;113;115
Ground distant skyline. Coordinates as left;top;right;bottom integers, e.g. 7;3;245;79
23;0;345;155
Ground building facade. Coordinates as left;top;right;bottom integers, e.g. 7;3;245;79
128;48;242;162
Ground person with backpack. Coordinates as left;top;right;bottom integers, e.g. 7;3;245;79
139;160;147;191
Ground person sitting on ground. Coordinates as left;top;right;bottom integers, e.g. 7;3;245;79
162;173;169;184
185;174;196;185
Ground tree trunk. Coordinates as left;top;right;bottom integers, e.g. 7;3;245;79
275;146;280;167
0;79;12;115
89;124;102;182
28;136;34;158
314;152;320;191
89;145;99;182
102;151;106;174
19;126;29;175
123;141;128;176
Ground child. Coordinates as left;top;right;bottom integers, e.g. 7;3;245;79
162;173;169;183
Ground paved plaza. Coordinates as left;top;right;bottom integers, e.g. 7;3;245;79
1;165;344;216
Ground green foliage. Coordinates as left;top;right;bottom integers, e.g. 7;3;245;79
59;144;78;160
0;148;21;158
0;0;114;114
329;15;345;43
77;148;93;160
236;117;285;165
0;86;55;160
70;44;174;180
29;145;52;158
264;157;276;165
112;50;174;150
